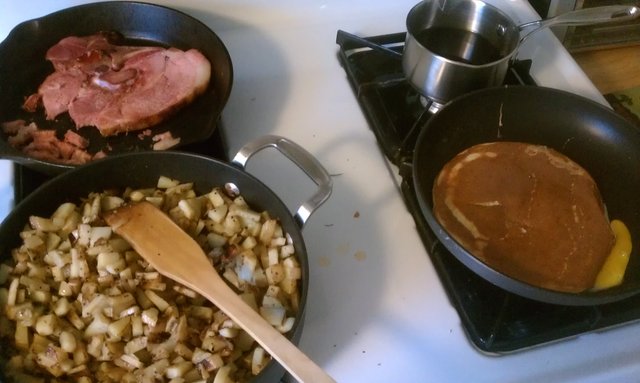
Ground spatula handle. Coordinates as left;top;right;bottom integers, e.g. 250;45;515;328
106;202;334;381
190;270;337;383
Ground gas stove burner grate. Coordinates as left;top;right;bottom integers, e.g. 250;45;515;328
336;29;640;354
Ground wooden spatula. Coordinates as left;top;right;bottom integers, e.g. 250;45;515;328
104;201;336;383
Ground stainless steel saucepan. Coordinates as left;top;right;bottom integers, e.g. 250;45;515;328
402;0;639;107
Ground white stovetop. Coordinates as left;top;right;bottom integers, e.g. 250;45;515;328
2;1;639;382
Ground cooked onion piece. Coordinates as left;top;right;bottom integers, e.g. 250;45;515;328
0;177;302;382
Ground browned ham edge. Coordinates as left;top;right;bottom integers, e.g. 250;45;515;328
2;120;97;165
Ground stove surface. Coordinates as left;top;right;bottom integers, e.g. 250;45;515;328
3;1;640;382
336;30;640;354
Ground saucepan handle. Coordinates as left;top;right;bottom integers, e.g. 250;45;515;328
517;5;639;45
231;135;333;228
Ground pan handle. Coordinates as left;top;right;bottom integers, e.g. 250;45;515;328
231;135;333;228
517;5;639;45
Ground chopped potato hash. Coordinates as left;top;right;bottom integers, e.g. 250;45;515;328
0;176;303;383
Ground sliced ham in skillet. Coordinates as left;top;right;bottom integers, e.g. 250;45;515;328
69;48;210;136
38;69;85;120
25;32;211;137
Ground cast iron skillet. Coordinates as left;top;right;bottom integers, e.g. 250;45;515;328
0;1;233;175
0;136;332;382
413;86;640;306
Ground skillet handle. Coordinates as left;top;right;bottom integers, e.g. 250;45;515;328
231;135;332;228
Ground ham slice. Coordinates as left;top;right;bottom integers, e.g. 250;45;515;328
29;33;211;137
38;69;85;120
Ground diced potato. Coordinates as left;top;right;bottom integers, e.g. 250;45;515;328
166;360;193;379
75;223;92;246
206;232;227;248
144;358;170;379
144;289;169;312
267;248;279;266
36;344;68;370
70;248;90;279
280;277;298;295
0;175;303;382
173;285;197;299
259;219;277;245
145;195;165;208
59;330;77;353
82;294;108;318
43;250;69;268
178;198;202;221
259;306;285;326
277;317;296;333
251;346;268;375
45;232;62;251
129;189;155;202
67;309;85;330
280;243;295;259
105;293;136;318
192;348;224;372
51;202;76;222
53;297;70;316
141;307;159;328
265;264;285;285
118;353;144;370
31;333;50;354
230;205;261;225
124;336;148;355
219;327;239;338
29;216;60;232
101;196;125;211
35;314;57;336
23;235;45;251
82;195;101;223
15;323;30;350
157;176;180;189
213;364;235;383
58;281;74;297
7;277;19;306
107;316;131;340
189;306;213;321
90;226;113;247
97;252;126;275
207;188;226;208
85;313;111;337
222;215;242;236
87;335;104;358
131;314;144;338
209;203;229;225
173;343;194;360
222;269;240;289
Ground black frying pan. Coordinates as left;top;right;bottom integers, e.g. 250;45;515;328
0;1;233;175
0;136;332;382
412;86;640;306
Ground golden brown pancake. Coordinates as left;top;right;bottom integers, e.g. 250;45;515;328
432;142;614;293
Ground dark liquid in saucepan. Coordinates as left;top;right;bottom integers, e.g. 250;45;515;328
415;27;503;65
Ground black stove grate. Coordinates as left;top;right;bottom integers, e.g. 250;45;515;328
336;30;640;354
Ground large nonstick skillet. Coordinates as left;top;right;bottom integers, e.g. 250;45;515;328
0;135;332;382
0;1;233;175
412;85;640;306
